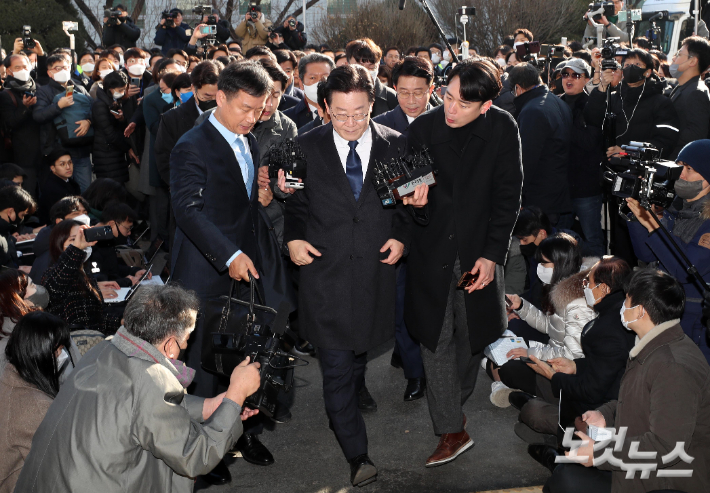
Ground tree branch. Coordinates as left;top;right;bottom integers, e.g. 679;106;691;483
131;0;145;23
274;0;298;25
72;0;104;41
289;0;322;20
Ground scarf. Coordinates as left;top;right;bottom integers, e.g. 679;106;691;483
672;194;710;244
3;75;37;94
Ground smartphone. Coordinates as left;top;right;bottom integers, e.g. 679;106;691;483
84;225;114;242
200;25;217;35
518;356;535;364
285;182;304;189
587;424;614;441
457;270;479;289
65;84;74;97
505;295;513;308
130;77;141;86
110;110;121;116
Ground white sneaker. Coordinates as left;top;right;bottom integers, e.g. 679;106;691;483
480;357;488;370
490;381;513;408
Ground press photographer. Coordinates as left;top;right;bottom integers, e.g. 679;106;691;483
102;4;141;49
583;0;633;44
274;15;307;51
235;4;273;52
194;5;231;44
154;8;192;55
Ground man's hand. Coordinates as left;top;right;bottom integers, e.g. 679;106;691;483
57;95;74;109
13;38;23;55
506;347;528;360
111;109;124;121
103;17;109;24
380;239;404;265
582;410;606;428
74;120;91;137
549;357;576;375
527;355;556;380
124;122;136;138
202;392;226;420
127;84;140;98
599;69;615;92
605;145;623;158
287;240;321;266
466;257;496;293
258;166;270;188
128;148;140;164
241;407;260;421
277;169;301;194
626;197;658;232
591;48;602;72
228;252;259;281
565;431;595;467
22;95;37;107
191;24;208;43
402;184;429;208
225;356;262;406
72;225;97;250
258;186;273;207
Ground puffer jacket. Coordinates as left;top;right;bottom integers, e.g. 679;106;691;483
91;86;131;183
516;266;597;360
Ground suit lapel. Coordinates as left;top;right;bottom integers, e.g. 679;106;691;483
357;122;389;208
315;124;358;207
246;132;259;200
204;120;249;200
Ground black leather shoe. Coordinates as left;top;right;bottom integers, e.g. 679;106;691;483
234;433;274;466
349;454;378;487
201;459;231;485
527;444;559;473
404;377;426;401
390;352;403;369
358;386;378;413
509;391;534;411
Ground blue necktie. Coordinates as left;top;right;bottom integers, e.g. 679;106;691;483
235;137;253;198
346;140;363;200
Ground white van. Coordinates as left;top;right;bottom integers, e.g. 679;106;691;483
638;0;709;54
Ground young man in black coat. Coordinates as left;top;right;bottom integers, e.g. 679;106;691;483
283;65;413;487
345;39;398;117
101;5;141;48
404;59;523;468
38;148;81;225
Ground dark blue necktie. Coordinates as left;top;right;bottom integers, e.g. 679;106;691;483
346;140;363;200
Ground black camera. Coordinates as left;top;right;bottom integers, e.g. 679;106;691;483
605;142;682;209
104;7;122;26
161;10;177;28
600;37;627;70
268;139;306;189
288;18;296;28
248;4;260;20
21;25;35;50
372;149;437;207
193;5;217;24
586;2;615;22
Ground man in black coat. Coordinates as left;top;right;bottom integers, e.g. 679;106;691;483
509;62;573;226
283;53;333;129
404;59;523;468
274;49;305;102
38;148;81;225
274;16;307;51
345;39;398;117
283;65;412;487
101;5;141;49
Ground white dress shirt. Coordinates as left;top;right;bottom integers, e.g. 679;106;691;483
406;114;415;124
332;127;372;182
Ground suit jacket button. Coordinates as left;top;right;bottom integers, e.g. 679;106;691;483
443;264;448;269
449;234;455;240
350;255;354;260
353;217;360;223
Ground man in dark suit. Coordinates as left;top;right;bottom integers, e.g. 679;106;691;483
277;92;300;112
38;148;81;225
345;39;398;117
274;49;305;101
283;53;334;129
283;65;413;487
405;59;523;468
169;61;280;486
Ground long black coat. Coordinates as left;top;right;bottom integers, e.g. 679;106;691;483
404;105;523;354
91;87;131;183
154;97;200;184
284;122;412;354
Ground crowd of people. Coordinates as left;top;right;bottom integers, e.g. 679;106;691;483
1;4;710;493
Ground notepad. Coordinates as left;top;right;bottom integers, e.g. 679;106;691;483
105;288;131;303
485;337;529;366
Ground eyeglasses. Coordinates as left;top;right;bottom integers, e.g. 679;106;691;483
49;66;69;72
118;222;133;233
561;72;584;80
331;113;368;123
397;90;428;100
386;54;401;60
672;51;694;60
582;278;598;289
172;59;187;67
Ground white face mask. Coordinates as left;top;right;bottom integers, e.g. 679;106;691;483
370;68;379;83
127;63;146;76
56;348;71;371
443;51;452;62
303;81;319;103
620;303;642;331
81;62;95;73
584;285;601;307
537;264;554;285
12;69;31;82
431;53;441;64
176;63;186;73
113;91;124;100
53;69;71;83
73;214;91;226
99;69;113;80
496;57;507;67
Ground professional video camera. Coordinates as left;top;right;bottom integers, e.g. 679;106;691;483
600;37;628;70
372;149;436;207
585;2;615;22
515;41;546;71
161;10;178;28
104;6;122;26
21;25;35;50
268;139;306;190
193;5;217;24
604;142;682;209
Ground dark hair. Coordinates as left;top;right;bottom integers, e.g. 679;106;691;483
392;56;434;87
649;49;667;62
447;58;502;102
160;72;178;92
49;196;90;224
505;50;517;65
149;53;164;67
274;49;297;68
208;44;230;60
572;49;593;65
108;44;124;53
323;64;375;107
316;80;327;109
415;46;431;58
569;40;584;52
124;285;200;345
216;56;232;67
103;70;128;91
45;54;67;69
190;60;222;89
100;201;137;224
123;48;146;62
536;232;582;314
508;62;543;90
513;205;552;238
92;57;116;82
82;177;126;212
0;163;25;181
49;219;82;265
514;28;534;42
245;45;275;61
258;58;289;88
634;36;651;50
405;46;418;56
5;312;70;398
345;38;383;63
623;48;655;70
493;45;513;58
151;58;176;85
377;65;391;86
171;73;192;100
592;256;631;293
626;268;685;325
428;43;443;53
0;269;34;335
0;184;37;215
682;35;710;73
384;46;400;57
45;148;72;169
167;48;188;61
218;60;273;99
78;50;94;64
298;53;335;78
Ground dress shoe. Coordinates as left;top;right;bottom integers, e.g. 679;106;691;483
201;458;231;485
403;377;426;401
269;405;292;424
509;391;535;411
358;386;378;413
515;422;558;447
425;429;474;467
233;433;274;466
390;352;403;369
527;444;559;473
291;338;316;357
349;454;378;487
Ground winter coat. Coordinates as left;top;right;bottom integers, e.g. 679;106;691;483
668;75;710;158
372;77;398;118
274;22;307;51
595;321;710;493
584;75;680;158
33;79;92;156
234;17;273;52
14;327;244;493
153;22;192;55
516;267;597;360
91;87;131;183
101;16;141;48
38;172;81;225
0;364;53;493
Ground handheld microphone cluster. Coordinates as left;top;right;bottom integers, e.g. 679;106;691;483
372;148;437;207
268;138;307;190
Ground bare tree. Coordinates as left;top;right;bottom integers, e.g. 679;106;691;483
73;0;104;41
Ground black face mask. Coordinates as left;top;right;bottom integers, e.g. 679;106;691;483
519;242;538;257
197;98;218;112
623;65;647;84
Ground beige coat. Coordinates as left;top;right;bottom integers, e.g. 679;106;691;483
234;17;272;52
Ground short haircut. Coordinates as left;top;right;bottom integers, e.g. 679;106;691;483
49;196;90;223
384;46;400;56
392;56;434;87
623;48;655;70
0;163;25;181
626;268;685;325
649;49;667;62
152;57;179;84
190;60;222;89
316;80;327;109
100;201;137;224
123;284;200;345
513;205;552;237
167;48;188;60
258;58;289;88
569;40;584;52
345;38;383;63
218;60;273;99
171;73;192;97
323;64;375;107
274;49;297;68
123;48;146;61
83;177;127;211
591;256;631;292
103;70;128;90
572;49;592;65
634;36;651;50
245;45;276;62
514;28;534;41
447;58;502;102
46;147;72;168
149;53;164;66
46;54;66;68
415;46;431;58
682;35;710;73
298;53;335;78
508;62;543;90
0;184;37;214
428;43;443;52
161;72;178;91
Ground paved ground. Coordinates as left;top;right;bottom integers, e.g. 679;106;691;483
195;339;551;493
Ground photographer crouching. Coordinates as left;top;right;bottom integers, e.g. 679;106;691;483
625;139;710;364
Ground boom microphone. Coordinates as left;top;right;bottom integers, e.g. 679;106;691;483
399;0;406;10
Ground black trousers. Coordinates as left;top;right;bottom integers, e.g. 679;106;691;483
318;348;368;460
544;464;611;493
393;261;424;379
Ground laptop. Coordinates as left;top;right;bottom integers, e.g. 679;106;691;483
105;264;153;304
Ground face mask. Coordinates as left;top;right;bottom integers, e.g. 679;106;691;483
113;91;124;100
537;264;554;285
83;246;93;263
180;91;193;103
73;214;91;226
56;348;71;372
439;60;449;68
119;54;125;67
27;284;50;309
431;53;441;64
519;242;538;257
53;70;71;83
674;179;705;199
584;285;601;307
303;81;319;102
619;303;642;330
175;63;186;73
668;63;682;79
161;92;174;104
81;62;95;73
444;51;452;62
12;69;31;82
197;98;218;111
370;68;379;83
496;57;506;67
127;64;146;76
622;65;646;84
99;69;113;80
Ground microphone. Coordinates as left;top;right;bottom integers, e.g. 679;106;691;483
399;0;406;10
